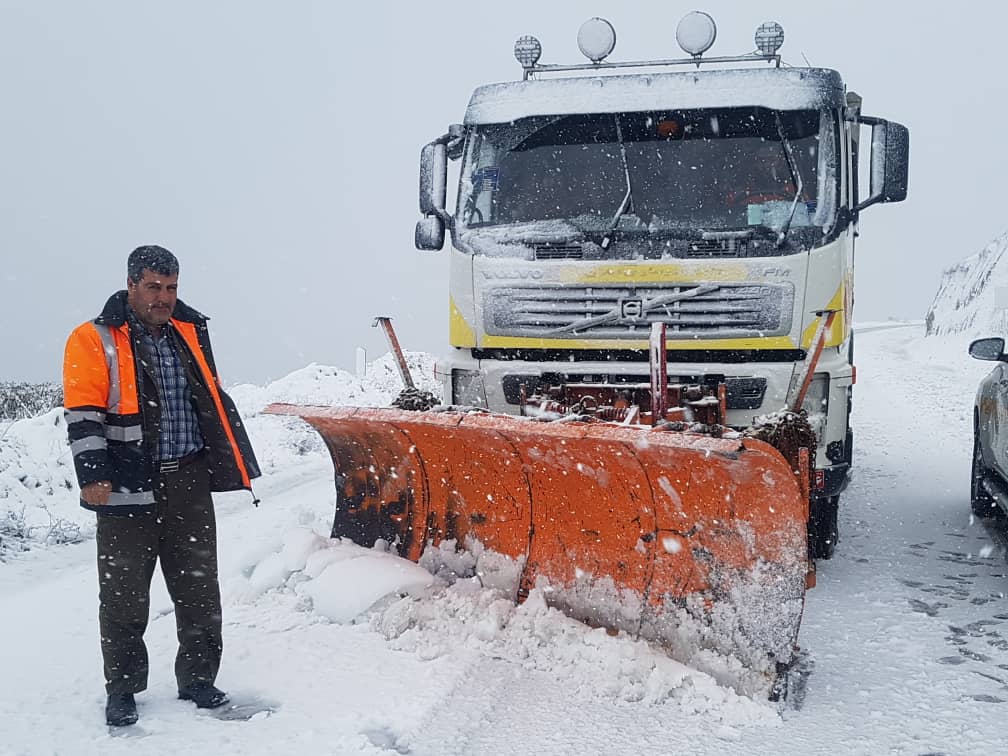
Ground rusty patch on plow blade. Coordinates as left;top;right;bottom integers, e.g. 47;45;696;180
265;404;808;699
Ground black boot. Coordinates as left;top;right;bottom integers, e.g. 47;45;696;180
178;681;229;709
106;692;138;726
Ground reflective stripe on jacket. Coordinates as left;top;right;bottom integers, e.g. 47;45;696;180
63;291;261;514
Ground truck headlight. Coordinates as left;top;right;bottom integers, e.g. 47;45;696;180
452;369;488;407
801;373;830;444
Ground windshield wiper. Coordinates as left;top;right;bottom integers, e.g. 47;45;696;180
773;113;804;248
601;116;634;250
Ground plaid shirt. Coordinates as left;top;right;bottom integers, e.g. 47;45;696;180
130;313;205;461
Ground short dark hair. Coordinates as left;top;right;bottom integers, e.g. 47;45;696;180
127;245;179;283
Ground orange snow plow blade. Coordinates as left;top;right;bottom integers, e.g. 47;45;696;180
265;404;809;698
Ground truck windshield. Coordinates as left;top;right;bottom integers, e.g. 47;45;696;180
459;107;836;241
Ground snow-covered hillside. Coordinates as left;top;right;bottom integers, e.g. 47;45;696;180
926;229;1008;336
2;330;1008;755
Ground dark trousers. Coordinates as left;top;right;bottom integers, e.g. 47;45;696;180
95;455;222;696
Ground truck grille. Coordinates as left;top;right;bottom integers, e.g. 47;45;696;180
484;283;792;339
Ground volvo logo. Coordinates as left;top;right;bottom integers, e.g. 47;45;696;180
481;269;544;280
620;299;644;320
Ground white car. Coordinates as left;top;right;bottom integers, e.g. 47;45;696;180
970;336;1008;518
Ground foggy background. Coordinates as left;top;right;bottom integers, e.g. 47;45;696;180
0;1;992;384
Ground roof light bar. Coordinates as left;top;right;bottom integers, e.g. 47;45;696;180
515;13;785;78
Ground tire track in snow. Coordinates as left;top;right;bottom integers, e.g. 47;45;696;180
790;324;1008;753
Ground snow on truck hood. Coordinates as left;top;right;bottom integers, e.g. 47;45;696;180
464;67;846;124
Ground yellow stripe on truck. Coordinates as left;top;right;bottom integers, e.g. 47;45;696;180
478;335;799;350
799;285;848;348
565;262;750;284
449;297;477;347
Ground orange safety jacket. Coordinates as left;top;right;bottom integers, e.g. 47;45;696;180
63;291;261;514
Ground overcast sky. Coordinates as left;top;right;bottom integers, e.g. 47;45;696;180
1;1;999;383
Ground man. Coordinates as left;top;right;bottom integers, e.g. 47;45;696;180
63;245;260;727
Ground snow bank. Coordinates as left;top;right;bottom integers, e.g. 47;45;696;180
0;409;90;556
227;352;439;476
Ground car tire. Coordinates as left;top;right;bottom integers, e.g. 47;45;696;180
809;495;839;560
971;433;1002;518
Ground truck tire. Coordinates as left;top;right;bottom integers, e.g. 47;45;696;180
971;433;1002;519
809;495;839;560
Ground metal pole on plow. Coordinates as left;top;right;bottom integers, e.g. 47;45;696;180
373;316;415;389
787;310;838;412
649;322;668;423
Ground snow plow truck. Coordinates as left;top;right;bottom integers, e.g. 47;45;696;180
267;13;909;699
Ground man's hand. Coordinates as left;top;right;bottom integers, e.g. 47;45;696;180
81;481;112;505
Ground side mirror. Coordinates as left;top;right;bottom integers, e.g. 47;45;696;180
415;216;445;251
969;337;1006;362
856;118;909;212
417;138;452;252
419;142;448;218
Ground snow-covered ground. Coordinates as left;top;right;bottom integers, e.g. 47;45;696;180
2;325;1007;755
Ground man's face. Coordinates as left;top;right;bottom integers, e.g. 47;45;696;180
126;268;178;328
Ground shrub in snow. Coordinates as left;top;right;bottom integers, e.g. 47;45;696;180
0;382;63;420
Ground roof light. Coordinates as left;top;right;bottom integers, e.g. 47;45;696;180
577;18;616;64
755;21;784;57
514;35;543;68
676;11;717;57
